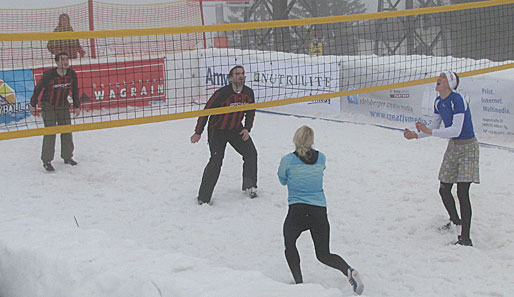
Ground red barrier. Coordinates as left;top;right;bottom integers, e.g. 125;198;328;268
32;58;166;111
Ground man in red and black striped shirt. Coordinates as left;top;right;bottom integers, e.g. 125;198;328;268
191;65;258;205
30;52;81;172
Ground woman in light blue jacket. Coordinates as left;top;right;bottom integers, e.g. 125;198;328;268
278;125;364;295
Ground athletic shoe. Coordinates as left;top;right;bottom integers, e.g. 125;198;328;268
64;158;78;166
245;187;258;199
43;162;55;172
347;268;364;295
455;235;473;246
197;198;212;206
438;221;461;233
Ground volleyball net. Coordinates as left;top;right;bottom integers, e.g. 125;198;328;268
1;0;513;140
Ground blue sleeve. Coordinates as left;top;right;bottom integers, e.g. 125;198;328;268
434;98;440;115
319;152;327;169
452;94;465;114
277;155;290;186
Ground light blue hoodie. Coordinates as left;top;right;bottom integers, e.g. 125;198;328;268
277;150;326;207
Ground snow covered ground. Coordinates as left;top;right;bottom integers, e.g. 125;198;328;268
1;109;513;297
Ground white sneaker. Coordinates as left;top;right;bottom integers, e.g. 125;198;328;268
438;221;461;235
347;268;364;295
245;187;258;199
197;198;213;206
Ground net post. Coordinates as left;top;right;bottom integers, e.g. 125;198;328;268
88;0;97;58
199;0;207;48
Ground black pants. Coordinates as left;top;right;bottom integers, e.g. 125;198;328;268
283;203;350;284
198;128;257;203
439;182;472;239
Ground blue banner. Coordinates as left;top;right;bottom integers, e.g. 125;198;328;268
0;69;34;126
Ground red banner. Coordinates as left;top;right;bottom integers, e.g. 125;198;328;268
33;58;166;111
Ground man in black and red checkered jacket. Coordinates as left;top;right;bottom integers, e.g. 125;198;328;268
30;52;81;172
191;65;258;205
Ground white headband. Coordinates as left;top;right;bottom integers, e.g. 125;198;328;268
443;71;458;90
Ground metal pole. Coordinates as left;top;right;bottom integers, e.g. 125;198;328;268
405;0;415;55
88;0;97;58
199;0;207;48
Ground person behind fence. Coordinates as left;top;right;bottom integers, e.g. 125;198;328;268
47;13;86;59
30;52;81;172
277;125;364;295
403;71;479;247
190;65;258;205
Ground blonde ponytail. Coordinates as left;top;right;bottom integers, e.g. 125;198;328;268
293;125;314;157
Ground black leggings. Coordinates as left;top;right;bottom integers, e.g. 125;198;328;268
439;182;472;239
283;203;350;284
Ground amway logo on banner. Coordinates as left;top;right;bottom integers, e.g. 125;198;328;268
32;58;166;111
200;57;340;112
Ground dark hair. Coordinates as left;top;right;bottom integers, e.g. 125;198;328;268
55;52;69;62
454;73;460;90
58;13;70;26
229;65;244;77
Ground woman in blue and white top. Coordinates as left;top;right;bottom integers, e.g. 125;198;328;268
278;125;364;295
404;71;479;247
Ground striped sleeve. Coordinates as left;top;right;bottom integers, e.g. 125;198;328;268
71;70;80;108
243;88;255;132
194;90;220;134
30;71;51;107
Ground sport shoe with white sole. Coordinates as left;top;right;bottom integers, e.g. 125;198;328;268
245;187;258;199
438;221;461;233
43;162;55;172
197;198;213;206
347;268;364;295
64;158;78;166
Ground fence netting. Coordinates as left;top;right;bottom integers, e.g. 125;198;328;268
1;0;513;139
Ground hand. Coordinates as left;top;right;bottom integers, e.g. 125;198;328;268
403;128;418;140
29;105;36;116
73;107;81;117
191;133;201;143
239;129;250;141
415;121;432;135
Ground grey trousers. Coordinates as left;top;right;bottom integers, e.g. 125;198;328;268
41;102;74;163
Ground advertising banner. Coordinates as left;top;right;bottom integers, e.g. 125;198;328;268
461;77;513;140
341;77;514;142
342;85;434;126
200;56;340;113
32;58;166;111
0;69;33;126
